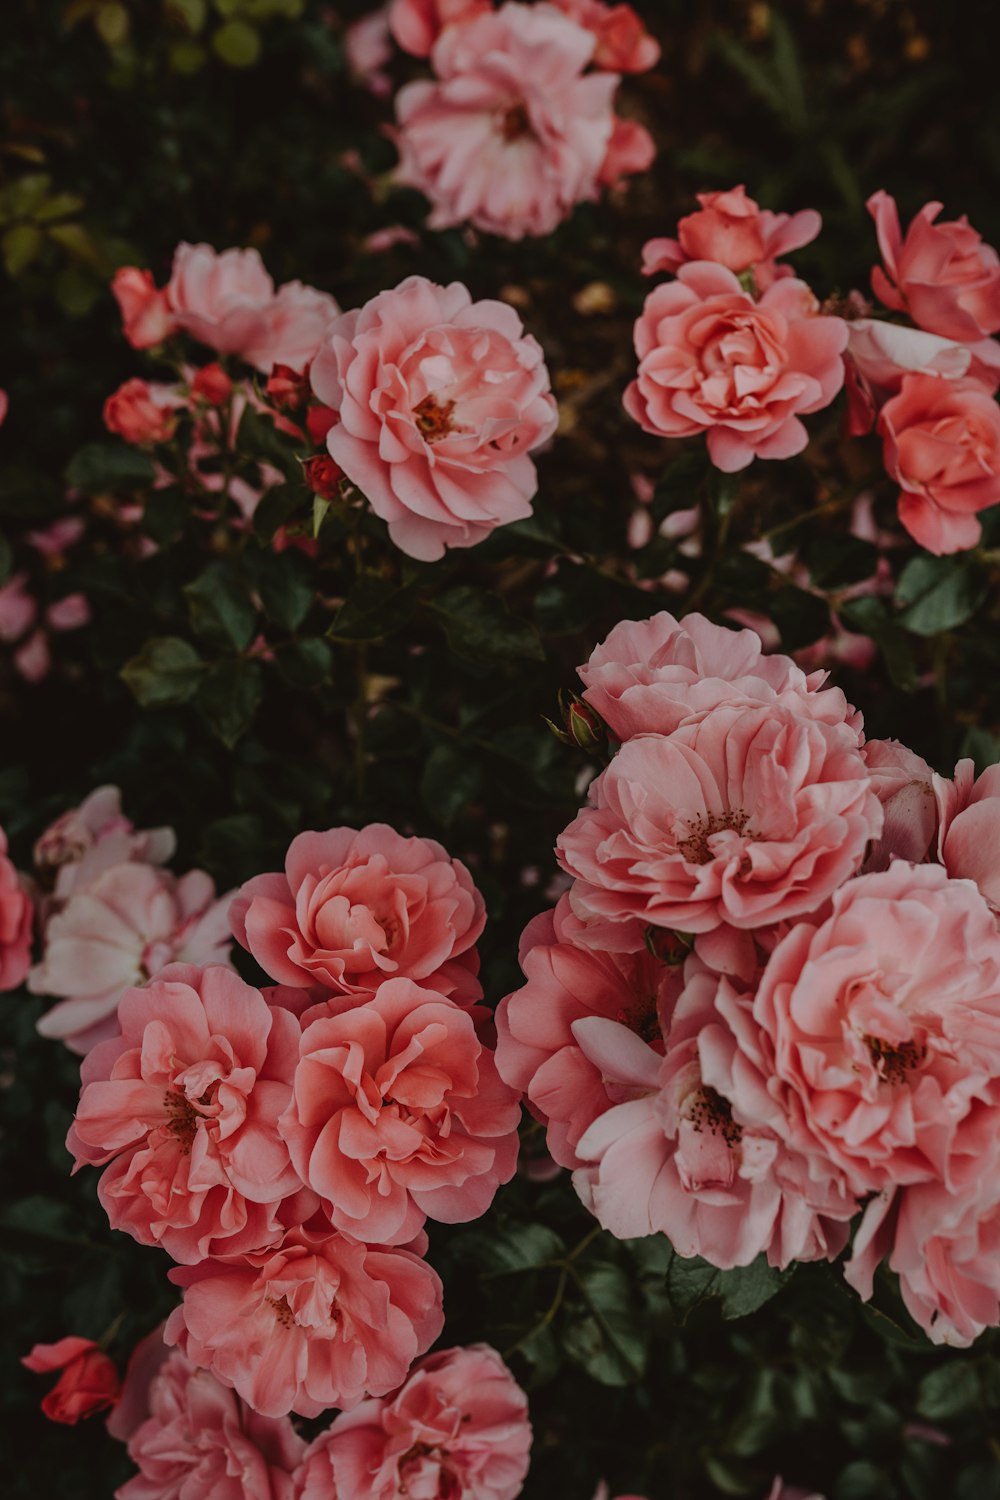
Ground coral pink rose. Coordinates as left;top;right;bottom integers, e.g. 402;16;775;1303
753;863;1000;1200
495;892;682;1168
281;978;521;1244
388;0;491;56
107;1326;171;1443
936;757;1000;911
33;784;175;907
117;1350;304;1500
878;373;1000;554
301;1344;531;1500
550;0;659;71
642;186;820;288
103;378;182;446
573;965;853;1267
868;189;1000;344
862;737;937;871
624;263;847;471
310;277;557;559
67;963;303;1262
165;1227;444;1418
0;826;33;990
394;4;618;241
242;282;341;376
230;823;486;1001
843;317;978;437
578;609;860;743
0;388;7;424
31;862;234;1053
112;266;177;349
557;701;880;945
22;1336;121;1424
597;116;655;190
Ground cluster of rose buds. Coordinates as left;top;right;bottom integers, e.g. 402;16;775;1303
498;608;1000;1346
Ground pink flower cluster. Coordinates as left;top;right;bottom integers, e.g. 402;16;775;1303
393;0;656;241
497;608;1000;1345
64;821;523;1422
0;516;90;683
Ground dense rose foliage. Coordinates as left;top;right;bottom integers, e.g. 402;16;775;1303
21;1336;121;1424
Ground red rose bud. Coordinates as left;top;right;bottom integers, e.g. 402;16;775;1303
191;363;233;406
560;690;606;751
265;363;310;411
644;926;694;965
306;404;339;446
303;455;343;500
22;1337;120;1425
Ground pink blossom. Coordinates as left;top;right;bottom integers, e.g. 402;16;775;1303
0;388;7;424
30;862;233;1054
878;372;1000;554
191;362;234;406
310;278;557;559
230;823;485;1001
33;784;175;907
764;1483;825;1500
868;189;1000;344
165;1227;444;1418
597;116;655;190
300;1343;531;1500
281;978;521;1244
550;0;660;71
936;757;1000;911
67;964;303;1263
117;1350;304;1500
242;282;341;376
495;892;682;1167
388;0;491;57
168;243;276;361
752;863;1000;1200
395;4;619;241
345;7;394;96
0;572;38;643
578;609;860;743
624;263;847;471
112;266;177;350
556;701;880;945
107;1326;171;1443
843;317;978;436
642;187;820;288
22;1336;120;1425
47;593;91;631
862;737;937;870
0;825;33;991
104;378;183;446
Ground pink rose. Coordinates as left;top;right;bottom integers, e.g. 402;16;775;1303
281;978;521;1244
67;964;303;1263
764;1483;825;1500
33;784;175;907
624;263;847;471
117;1351;304;1500
310;278;557;559
395;4;619;241
168;243;278;365
300;1344;531;1500
556;701;880;945
844;317;978;436
388;0;491;57
0;388;7;424
878;373;1000;554
936;757;1000;911
0;571;37;643
31;861;234;1053
242;281;341;376
107;1326;171;1443
103;378;182;446
642;186;821;288
550;0;660;71
22;1336;120;1425
753;864;1000;1200
112;266;177;349
868;189;1000;344
495;892;682;1168
165;1228;444;1418
578;609;859;743
596;116;655;190
345;7;393;96
0;825;33;991
230;823;486;1000
191;362;234;405
862;737;937;870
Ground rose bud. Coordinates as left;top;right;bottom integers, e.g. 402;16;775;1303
22;1337;121;1425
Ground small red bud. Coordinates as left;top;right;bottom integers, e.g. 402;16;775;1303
191;363;233;406
303;454;343;500
306;404;338;446
265;363;310;411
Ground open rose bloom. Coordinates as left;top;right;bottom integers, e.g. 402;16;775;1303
642;185;820;288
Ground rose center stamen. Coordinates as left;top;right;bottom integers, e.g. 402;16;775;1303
864;1033;927;1085
413;392;456;443
498;102;532;141
677;810;754;865
686;1086;742;1146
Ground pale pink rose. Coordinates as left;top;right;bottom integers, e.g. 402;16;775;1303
12;628;50;682
0;572;37;642
394;5;618;241
33;784;175;907
22;1335;120;1425
230;823;486;1000
168;243;276;362
281;978;521;1244
388;0;491;57
242;282;341;376
310;276;557;560
578;609;860;743
0;388;7;424
574;965;853;1267
117;1350;304;1500
31;862;233;1053
557;702;880;945
868;189;1000;344
753;863;1000;1201
862;737;937;871
843;317;978;436
112;266;177;350
624;263;847;471
596;116;655;190
103;378;183;446
67;964;303;1263
345;6;394;96
47;593;91;632
878;373;1000;554
495;892;682;1167
764;1482;825;1500
550;0;659;71
0;825;33;990
26;514;86;556
642;187;821;288
302;1343;531;1500
165;1227;444;1418
107;1326;171;1442
935;757;1000;911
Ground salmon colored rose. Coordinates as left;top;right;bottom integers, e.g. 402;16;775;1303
103;378;182;446
0;825;33;991
624;263;847;471
22;1336;121;1425
843;317;979;437
642;186;820;288
550;0;660;71
868;189;1000;344
388;0;490;56
111;266;177;350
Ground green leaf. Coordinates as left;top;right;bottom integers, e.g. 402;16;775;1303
253;483;305;542
184;562;256;651
895;555;987;636
141;486;188;546
197;659;263;747
274;637;331;689
427;586;544;665
959;726;1000;774
121;636;204;706
2;223;43;275
420;741;483;827
212;17;261;65
651;448;708;524
917;1362;982;1421
250;549;313;632
563;1260;648;1387
665;1251;792;1322
65;441;156;493
328;576;419;641
455;1223;565;1277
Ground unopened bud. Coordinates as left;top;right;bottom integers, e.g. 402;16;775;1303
191;362;233;406
559;690;605;751
302;454;343;500
266;363;310;411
